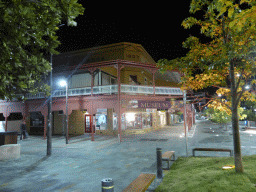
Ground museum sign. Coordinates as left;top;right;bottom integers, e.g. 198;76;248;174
138;101;171;109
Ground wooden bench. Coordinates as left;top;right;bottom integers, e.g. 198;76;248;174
162;151;175;170
122;173;156;192
193;148;233;157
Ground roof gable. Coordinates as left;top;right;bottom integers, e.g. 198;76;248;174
52;42;156;70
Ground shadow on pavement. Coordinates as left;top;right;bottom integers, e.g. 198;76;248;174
23;156;50;173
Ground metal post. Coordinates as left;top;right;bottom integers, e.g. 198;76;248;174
66;83;69;144
91;125;95;141
152;71;155;96
156;148;163;179
117;64;122;142
90;69;95;96
183;90;188;157
47;54;53;156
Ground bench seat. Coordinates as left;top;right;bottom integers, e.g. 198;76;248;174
193;148;233;157
122;173;156;192
162;151;175;170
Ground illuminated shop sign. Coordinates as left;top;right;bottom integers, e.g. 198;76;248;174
138;101;171;109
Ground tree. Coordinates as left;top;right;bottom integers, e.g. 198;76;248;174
157;0;256;173
242;101;256;125
206;105;246;129
206;107;231;126
0;0;85;100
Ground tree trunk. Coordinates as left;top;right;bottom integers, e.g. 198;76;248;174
230;60;244;173
231;106;243;173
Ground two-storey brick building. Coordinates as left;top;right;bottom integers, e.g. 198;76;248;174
0;42;195;140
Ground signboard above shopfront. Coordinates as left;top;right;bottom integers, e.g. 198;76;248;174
138;101;171;109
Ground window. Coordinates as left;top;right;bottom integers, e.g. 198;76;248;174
71;73;91;88
7;112;23;121
110;77;116;85
129;75;139;85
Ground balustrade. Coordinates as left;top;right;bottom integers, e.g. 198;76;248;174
15;85;182;100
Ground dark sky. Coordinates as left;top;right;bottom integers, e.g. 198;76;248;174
55;1;195;62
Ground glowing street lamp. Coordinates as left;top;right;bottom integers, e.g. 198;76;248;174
60;80;67;87
60;80;69;144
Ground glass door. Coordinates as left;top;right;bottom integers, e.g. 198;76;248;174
85;115;92;133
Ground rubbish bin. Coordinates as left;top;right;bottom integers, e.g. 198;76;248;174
101;178;114;192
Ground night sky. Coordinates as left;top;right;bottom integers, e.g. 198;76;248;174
55;1;197;62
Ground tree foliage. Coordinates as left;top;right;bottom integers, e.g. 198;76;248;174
0;0;84;100
206;106;246;124
242;100;256;121
157;0;256;173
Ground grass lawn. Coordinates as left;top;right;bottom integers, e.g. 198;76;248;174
155;155;256;192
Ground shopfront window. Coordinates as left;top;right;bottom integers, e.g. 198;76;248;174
125;112;152;129
142;113;152;128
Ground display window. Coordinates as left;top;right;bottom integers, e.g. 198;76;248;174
125;112;152;129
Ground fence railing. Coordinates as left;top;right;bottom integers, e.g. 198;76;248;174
155;87;183;95
16;84;182;100
121;85;154;94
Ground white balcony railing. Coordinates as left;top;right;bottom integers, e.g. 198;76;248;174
21;84;182;99
155;87;183;95
93;85;118;95
121;85;154;94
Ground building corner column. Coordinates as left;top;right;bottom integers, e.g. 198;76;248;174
149;68;157;96
4;116;8;132
116;63;124;142
89;68;97;96
107;108;114;135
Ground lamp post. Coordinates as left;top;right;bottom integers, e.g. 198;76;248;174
47;54;53;156
60;80;69;144
183;90;188;157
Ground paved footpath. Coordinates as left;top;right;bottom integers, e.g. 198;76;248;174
1;120;256;191
0;123;189;192
189;120;256;157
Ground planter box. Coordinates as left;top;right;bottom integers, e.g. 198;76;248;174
0;132;18;146
0;144;20;160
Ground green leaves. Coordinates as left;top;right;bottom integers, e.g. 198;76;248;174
228;7;234;18
0;0;85;101
182;17;199;29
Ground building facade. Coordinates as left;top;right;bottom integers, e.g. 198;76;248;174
0;42;195;139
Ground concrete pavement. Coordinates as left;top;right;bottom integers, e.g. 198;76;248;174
189;120;256;157
0;123;188;192
1;120;256;191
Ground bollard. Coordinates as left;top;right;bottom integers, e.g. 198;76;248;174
156;148;163;179
101;178;114;192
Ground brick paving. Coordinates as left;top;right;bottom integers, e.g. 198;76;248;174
0;120;255;191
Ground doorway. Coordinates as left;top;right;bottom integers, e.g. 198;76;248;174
85;115;93;133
